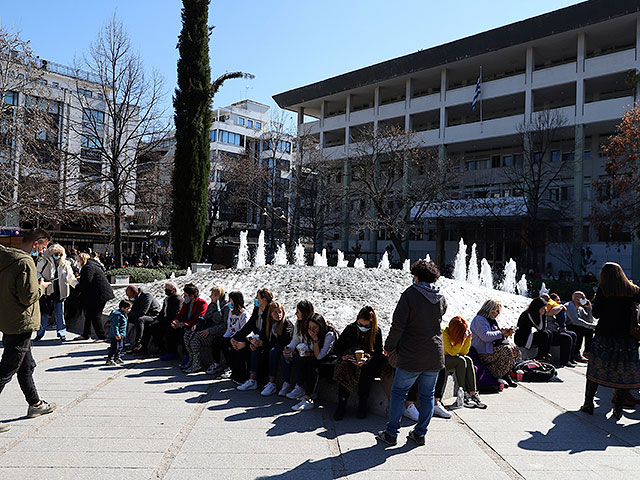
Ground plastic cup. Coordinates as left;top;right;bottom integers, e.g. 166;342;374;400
516;370;524;382
296;343;308;356
498;379;505;391
354;350;364;362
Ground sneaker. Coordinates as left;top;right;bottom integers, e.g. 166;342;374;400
403;403;420;422
185;365;202;374
469;393;487;409
567;360;577;368
463;393;476;409
206;363;223;375
74;335;90;341
27;400;57;418
33;335;43;342
114;358;124;365
407;429;426;446
573;355;588;363
59;336;66;343
260;382;277;396
105;359;116;366
237;379;258;391
179;356;190;369
375;430;397;446
278;382;292;397
160;353;178;361
0;422;10;433
220;368;233;379
286;385;305;400
291;398;314;411
433;401;452;419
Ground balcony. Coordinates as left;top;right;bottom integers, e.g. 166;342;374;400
583;96;634;122
585;48;635;79
532;62;577;89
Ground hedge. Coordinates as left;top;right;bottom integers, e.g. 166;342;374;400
526;277;598;302
106;267;173;284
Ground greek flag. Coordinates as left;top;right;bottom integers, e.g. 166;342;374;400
472;71;482;111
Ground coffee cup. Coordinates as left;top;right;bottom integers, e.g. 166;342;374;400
354;350;365;362
498;379;505;391
516;370;524;382
296;343;308;356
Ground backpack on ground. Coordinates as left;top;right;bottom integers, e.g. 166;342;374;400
512;359;557;382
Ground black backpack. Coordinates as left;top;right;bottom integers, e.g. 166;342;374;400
513;359;557;382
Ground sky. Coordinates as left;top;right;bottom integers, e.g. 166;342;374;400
1;0;584;124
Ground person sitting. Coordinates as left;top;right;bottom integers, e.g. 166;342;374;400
564;291;595;362
140;282;183;357
231;288;273;389
207;291;248;379
258;303;294;396
279;300;315;397
168;284;208;367
333;306;384;420
403;368;452;423
515;297;553;358
288;313;337;411
541;293;577;368
471;299;520;388
126;285;162;353
443;316;487;409
183;286;230;373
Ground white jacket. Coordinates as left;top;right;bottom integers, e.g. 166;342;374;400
37;258;78;301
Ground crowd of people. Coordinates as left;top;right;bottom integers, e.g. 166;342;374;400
1;229;639;445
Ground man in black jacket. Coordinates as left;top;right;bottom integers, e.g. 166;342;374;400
138;282;183;355
126;285;161;352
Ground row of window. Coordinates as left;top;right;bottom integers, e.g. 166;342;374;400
210;129;243;146
465;150;593;171
258;140;292;154
236;116;261;130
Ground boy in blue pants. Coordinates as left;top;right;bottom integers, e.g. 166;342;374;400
107;300;131;365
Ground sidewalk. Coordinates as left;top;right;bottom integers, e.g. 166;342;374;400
1;330;639;479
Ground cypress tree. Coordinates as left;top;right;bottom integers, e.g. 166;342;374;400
171;0;212;267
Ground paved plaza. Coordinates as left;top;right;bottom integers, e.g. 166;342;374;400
1;331;639;479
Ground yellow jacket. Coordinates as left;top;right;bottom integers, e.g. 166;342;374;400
442;326;471;356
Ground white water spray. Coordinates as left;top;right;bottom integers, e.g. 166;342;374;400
453;239;467;282
336;250;349;268
378;252;390;269
354;258;366;269
516;274;529;297
500;258;517;294
254;231;266;267
236;230;250;269
479;258;493;289
467;243;479;286
273;244;288;266
294;242;306;266
402;259;410;272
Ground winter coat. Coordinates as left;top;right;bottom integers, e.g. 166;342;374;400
470;315;504;354
159;294;183;324
592;288;640;339
334;322;384;368
514;311;547;349
175;297;208;328
197;302;230;336
265;318;294;350
384;282;446;372
0;245;46;334
128;288;162;322
108;309;128;339
233;305;270;342
564;301;595;330
37;257;78;301
78;258;115;308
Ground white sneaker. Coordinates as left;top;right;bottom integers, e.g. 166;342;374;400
403;403;420;422
433;400;452;419
286;385;305;400
291;398;314;411
278;382;292;397
236;379;258;391
260;382;277;396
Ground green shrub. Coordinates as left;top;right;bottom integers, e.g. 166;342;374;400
105;267;167;284
527;277;597;302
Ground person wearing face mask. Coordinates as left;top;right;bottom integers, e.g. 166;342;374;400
231;288;273;388
332;306;384;420
125;285;162;353
34;244;78;343
183;286;230;373
139;283;183;357
207;291;248;381
169;284;208;368
75;253;113;341
564;291;596;362
471;299;520;388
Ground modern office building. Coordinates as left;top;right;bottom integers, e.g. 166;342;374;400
275;0;640;279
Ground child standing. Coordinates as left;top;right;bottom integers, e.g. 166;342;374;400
107;300;131;365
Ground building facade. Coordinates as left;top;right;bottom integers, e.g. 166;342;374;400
275;0;640;279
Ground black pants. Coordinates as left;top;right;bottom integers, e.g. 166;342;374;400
531;330;553;359
108;337;124;360
567;325;593;355
83;302;106;339
0;332;40;405
226;344;249;383
132;315;156;346
298;356;319;396
407;367;446;402
165;326;185;354
551;330;576;365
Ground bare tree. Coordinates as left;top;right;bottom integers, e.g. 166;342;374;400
65;15;170;266
0;26;68;228
348;124;458;261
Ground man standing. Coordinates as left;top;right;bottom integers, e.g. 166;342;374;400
0;229;58;433
377;259;446;447
126;285;161;352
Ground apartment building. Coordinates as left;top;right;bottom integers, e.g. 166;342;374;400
274;0;640;279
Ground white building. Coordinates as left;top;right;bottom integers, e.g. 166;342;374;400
275;0;640;280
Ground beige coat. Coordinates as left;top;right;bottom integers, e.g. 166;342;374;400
37;257;78;301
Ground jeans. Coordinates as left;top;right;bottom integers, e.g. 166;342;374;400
0;332;40;405
552;330;576;365
268;347;283;379
37;300;66;338
386;368;439;438
108;337;124;360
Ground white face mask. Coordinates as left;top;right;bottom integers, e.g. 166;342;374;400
579;298;587;305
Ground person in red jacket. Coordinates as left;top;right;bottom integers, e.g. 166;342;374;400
167;283;208;366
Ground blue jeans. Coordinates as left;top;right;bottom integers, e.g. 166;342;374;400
268;347;283;379
37;301;66;338
280;351;306;387
386;368;439;438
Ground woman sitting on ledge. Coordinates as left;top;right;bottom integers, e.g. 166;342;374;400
471;299;520;388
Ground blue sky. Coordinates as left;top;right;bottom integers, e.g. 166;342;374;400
1;0;582;118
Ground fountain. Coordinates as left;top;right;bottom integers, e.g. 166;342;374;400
336;250;349;268
185;267;192;276
539;282;549;296
499;258;517;294
254;231;266;267
479;258;493;289
354;258;366;269
467;243;480;286
294;242;306;266
516;274;529;297
273;244;288;266
402;259;410;272
236;230;250;269
425;253;431;263
313;249;328;267
378;252;390;269
453;239;467;282
169;272;175;280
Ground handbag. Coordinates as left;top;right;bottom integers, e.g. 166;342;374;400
630;303;640;341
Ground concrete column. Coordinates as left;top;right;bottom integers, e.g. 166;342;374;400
405;78;412;130
576;33;586;118
346;94;352;123
341;156;352;251
439;69;447;140
320;101;326;128
374;87;380;117
525;47;534;123
319;131;325;148
573;124;585;277
636;17;640;62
